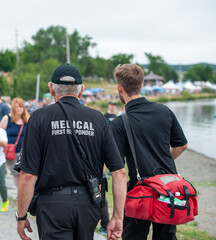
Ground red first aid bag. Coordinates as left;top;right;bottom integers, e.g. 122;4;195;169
125;174;198;225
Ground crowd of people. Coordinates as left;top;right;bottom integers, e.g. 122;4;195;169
0;95;29;212
0;63;187;240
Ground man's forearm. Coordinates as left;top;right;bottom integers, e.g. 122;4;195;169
111;168;127;219
170;143;188;160
17;171;36;217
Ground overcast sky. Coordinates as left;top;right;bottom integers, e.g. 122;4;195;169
0;0;215;65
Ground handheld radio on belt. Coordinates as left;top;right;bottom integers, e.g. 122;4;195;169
57;100;102;205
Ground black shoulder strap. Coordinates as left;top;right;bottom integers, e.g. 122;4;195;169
122;113;141;181
57;100;98;181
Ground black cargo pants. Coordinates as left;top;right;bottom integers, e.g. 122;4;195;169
122;217;177;240
36;185;101;240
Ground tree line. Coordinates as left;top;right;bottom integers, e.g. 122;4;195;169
0;25;215;99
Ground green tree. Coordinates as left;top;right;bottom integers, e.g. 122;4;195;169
0;76;9;95
70;30;96;62
184;65;216;83
40;58;61;94
16;58;61;99
145;52;178;82
21;26;96;65
93;57;109;78
0;50;16;72
20;43;43;63
21;26;67;63
110;53;134;68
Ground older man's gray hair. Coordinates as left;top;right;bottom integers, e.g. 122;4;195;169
52;83;82;96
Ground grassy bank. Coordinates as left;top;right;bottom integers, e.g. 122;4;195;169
85;81;216;108
88;92;216;114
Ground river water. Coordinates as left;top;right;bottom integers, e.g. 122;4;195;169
165;98;216;160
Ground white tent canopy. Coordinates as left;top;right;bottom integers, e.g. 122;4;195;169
183;81;196;91
206;81;216;90
82;90;94;96
162;80;181;90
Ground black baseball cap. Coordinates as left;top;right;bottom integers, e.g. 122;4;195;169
109;101;117;105
51;63;82;85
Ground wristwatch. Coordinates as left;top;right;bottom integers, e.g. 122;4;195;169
15;212;27;221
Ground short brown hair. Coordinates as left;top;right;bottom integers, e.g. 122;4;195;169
114;64;144;96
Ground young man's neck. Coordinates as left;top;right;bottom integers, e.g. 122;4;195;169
124;94;142;104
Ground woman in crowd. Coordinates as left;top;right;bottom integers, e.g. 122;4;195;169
0;98;29;187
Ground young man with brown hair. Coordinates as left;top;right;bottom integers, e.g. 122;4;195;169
111;64;188;240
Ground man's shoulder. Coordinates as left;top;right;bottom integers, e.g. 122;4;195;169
0;101;9;109
149;101;171;113
111;115;124;129
30;103;105;121
29;104;56;124
31;104;56;115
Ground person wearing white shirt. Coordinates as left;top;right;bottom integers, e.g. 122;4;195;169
0;127;9;212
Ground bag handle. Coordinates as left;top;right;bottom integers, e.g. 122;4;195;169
15;124;24;146
122;113;141;181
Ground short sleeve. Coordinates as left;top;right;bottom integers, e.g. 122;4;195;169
170;110;188;147
102;117;124;172
0;129;8;143
4;105;10;116
111;116;127;160
15;120;41;176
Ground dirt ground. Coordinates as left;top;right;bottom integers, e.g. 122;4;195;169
175;149;216;237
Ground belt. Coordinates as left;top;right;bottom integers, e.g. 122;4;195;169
44;185;89;195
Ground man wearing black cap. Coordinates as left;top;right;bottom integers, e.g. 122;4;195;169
15;64;127;240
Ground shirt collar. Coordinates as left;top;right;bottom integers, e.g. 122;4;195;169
58;96;80;104
125;97;149;112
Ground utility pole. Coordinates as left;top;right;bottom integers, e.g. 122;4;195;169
179;63;183;83
14;30;20;97
35;74;40;108
15;30;20;72
66;34;70;64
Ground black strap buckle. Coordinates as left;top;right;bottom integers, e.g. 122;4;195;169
183;186;191;216
167;190;175;218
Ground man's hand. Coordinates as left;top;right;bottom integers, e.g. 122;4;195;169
107;217;123;240
17;219;33;240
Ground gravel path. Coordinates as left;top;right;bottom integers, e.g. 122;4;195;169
175;149;216;237
1;149;215;239
0;173;105;240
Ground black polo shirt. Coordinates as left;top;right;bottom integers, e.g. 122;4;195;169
104;112;117;123
16;96;124;192
111;97;187;184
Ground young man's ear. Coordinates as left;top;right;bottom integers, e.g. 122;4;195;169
117;84;123;94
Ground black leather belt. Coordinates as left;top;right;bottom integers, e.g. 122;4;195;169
44;185;89;195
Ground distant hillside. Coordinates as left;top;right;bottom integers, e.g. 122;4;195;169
142;63;216;72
